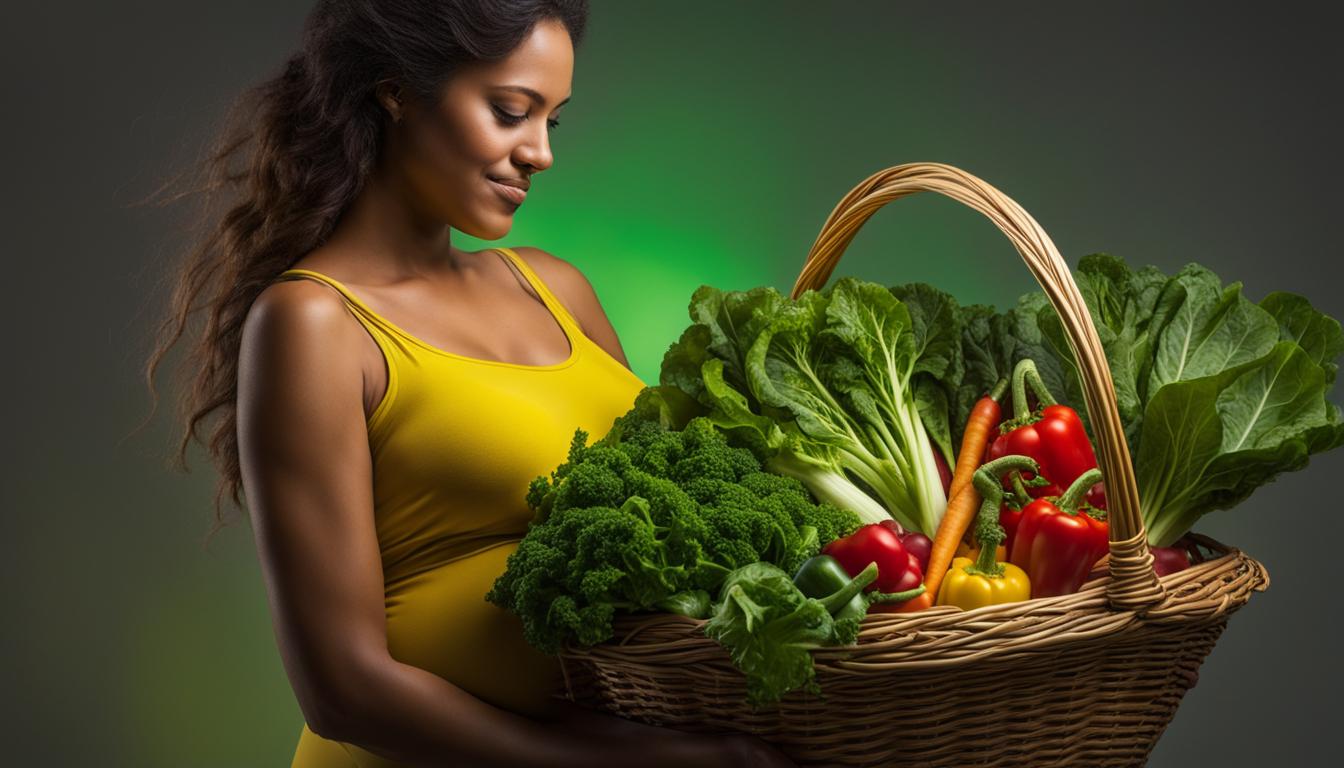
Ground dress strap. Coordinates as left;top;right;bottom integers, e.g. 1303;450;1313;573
491;248;584;333
273;268;403;433
275;269;387;325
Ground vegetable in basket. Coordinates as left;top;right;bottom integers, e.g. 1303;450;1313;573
1151;545;1192;577
896;454;1041;613
655;278;962;537
704;561;870;708
1008;467;1110;598
880;519;933;574
1019;254;1344;546
821;522;923;595
706;557;927;709
996;470;1046;554
792;554;875;622
951;377;1009;500
984;359;1101;502
486;408;861;655
935;466;1033;610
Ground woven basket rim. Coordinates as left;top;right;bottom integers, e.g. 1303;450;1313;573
561;533;1268;659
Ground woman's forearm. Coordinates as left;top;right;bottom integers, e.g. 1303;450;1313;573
321;656;722;767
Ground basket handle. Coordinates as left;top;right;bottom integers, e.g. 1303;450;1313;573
789;162;1165;612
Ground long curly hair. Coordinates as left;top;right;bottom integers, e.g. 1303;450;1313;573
136;0;589;547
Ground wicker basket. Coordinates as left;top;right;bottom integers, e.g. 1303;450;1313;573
556;162;1271;767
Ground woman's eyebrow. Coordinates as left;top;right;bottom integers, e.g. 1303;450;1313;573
495;84;571;108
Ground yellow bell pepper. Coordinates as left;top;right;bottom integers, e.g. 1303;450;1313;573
936;459;1031;610
937;556;1031;609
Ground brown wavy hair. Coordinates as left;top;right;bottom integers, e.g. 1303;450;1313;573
135;0;589;548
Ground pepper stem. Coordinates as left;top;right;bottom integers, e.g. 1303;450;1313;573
1011;358;1058;420
818;561;879;614
1058;467;1104;513
1010;471;1031;508
970;494;1004;574
967;455;1039;576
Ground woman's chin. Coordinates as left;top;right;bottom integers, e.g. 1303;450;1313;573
459;215;512;241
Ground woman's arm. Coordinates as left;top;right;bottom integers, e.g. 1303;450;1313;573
236;281;752;767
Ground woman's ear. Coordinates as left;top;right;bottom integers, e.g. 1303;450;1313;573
376;80;406;124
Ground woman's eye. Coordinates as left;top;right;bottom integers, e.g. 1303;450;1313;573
492;105;526;124
492;105;560;130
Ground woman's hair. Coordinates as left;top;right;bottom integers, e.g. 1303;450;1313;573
137;0;589;547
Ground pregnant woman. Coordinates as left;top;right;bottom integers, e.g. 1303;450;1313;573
143;1;793;765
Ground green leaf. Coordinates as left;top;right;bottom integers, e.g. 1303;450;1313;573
1148;265;1280;393
702;562;849;708
688;284;786;401
658;323;715;404
952;303;1019;447
1138;341;1344;545
889;282;962;380
1260;291;1344;389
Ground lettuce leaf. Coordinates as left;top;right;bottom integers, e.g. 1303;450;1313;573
702;561;860;708
1010;254;1344;545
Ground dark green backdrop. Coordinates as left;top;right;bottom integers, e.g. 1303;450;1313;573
6;1;1339;765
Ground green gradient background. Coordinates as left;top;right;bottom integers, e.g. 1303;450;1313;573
5;1;1341;765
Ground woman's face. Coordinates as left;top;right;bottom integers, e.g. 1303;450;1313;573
383;18;574;240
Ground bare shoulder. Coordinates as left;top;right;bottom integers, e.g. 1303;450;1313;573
244;279;364;354
508;246;589;298
508;246;632;370
240;279;370;400
507;246;597;328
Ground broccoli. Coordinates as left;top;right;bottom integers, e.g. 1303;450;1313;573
486;414;862;655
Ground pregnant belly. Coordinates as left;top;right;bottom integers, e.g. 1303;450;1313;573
384;540;566;719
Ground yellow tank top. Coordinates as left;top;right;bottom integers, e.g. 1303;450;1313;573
278;248;647;767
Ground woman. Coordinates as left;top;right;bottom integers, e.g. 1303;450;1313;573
142;1;795;765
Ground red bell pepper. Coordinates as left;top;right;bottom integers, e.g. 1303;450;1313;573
822;523;922;595
1008;467;1109;599
985;359;1101;503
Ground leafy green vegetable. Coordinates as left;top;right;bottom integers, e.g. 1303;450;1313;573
656;278;962;536
486;409;861;654
703;561;864;708
1014;254;1344;545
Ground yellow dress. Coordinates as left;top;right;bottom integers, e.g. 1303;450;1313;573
275;248;647;767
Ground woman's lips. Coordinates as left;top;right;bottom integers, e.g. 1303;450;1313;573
488;178;527;206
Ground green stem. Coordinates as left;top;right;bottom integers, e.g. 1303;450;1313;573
970;494;1004;574
1058;467;1104;514
971;455;1041;502
966;455;1038;576
1011;358;1057;420
868;584;928;604
1010;471;1031;507
818;561;879;614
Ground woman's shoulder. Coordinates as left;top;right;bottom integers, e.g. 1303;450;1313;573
506;246;632;369
506;246;597;327
507;245;584;283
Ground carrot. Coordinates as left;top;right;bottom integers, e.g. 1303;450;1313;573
915;453;1040;608
948;378;1008;501
918;479;981;604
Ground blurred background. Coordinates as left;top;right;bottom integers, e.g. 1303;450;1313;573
3;1;1339;764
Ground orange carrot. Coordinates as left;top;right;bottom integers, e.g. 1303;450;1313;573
919;480;981;604
948;378;1008;501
